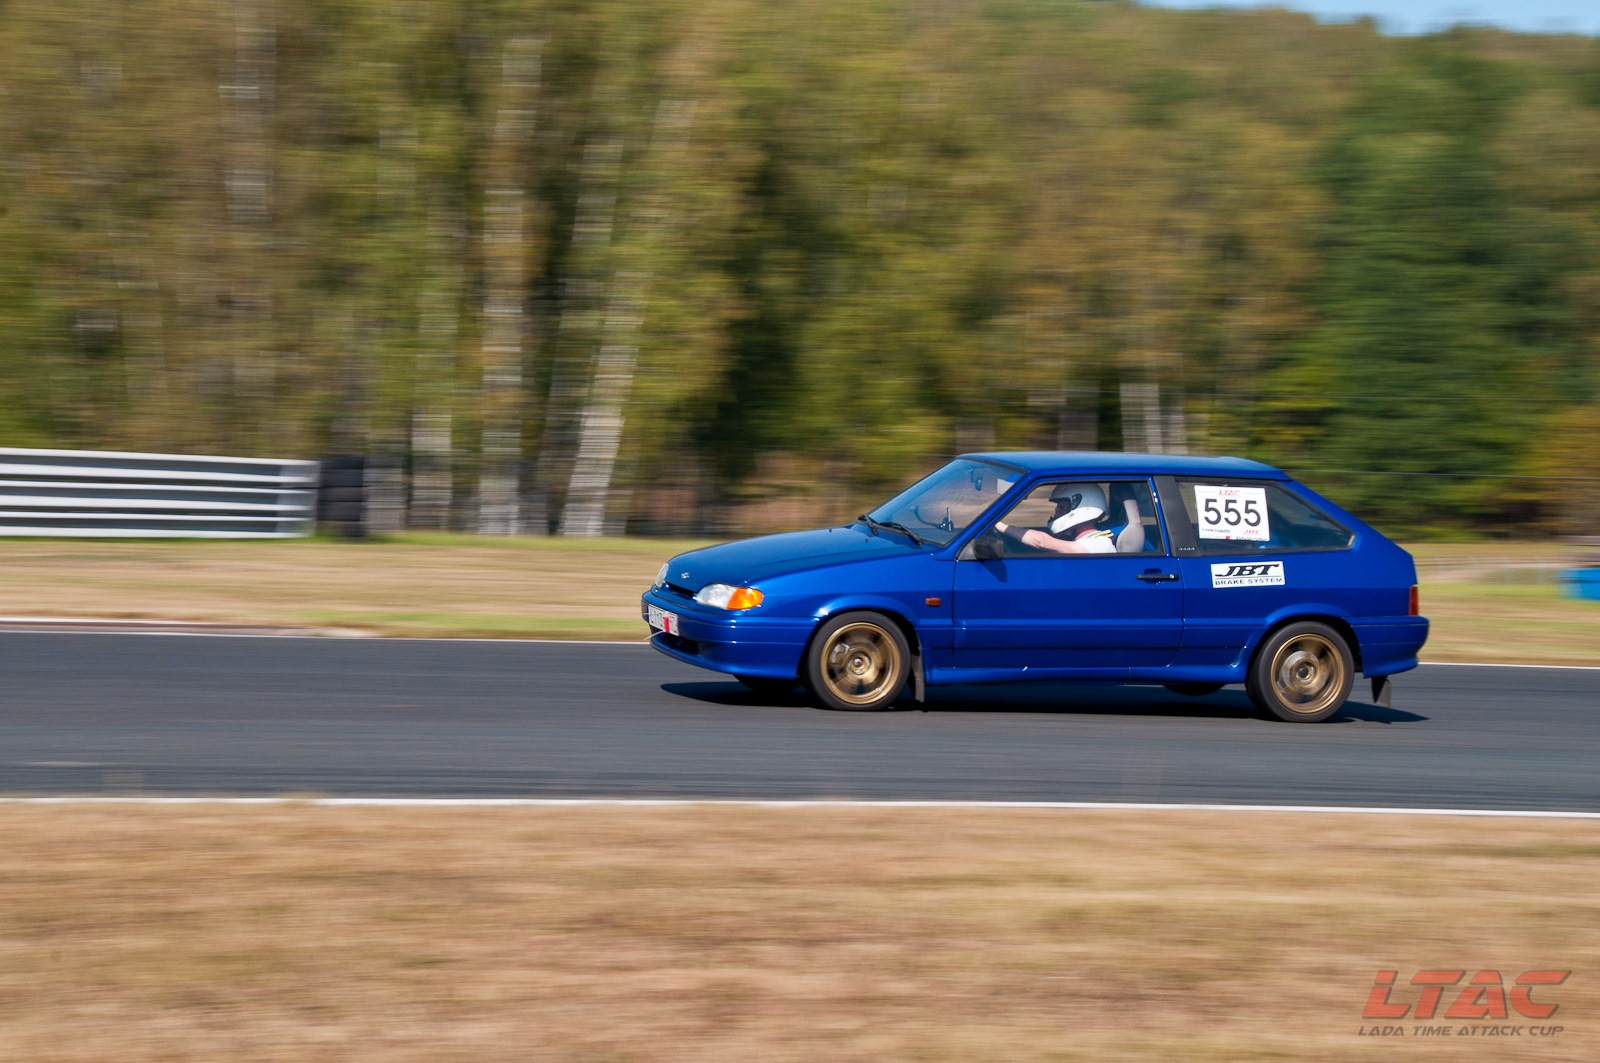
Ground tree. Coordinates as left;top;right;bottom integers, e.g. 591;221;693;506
475;35;542;534
1266;39;1584;531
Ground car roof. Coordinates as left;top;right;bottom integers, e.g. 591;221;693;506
962;451;1289;479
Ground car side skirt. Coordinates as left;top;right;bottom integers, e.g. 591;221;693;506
924;614;1428;687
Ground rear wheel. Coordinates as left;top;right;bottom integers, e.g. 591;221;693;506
736;675;797;696
805;611;910;712
1247;621;1353;723
1165;682;1224;697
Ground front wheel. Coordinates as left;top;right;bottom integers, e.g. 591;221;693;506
805;611;911;712
1246;621;1354;723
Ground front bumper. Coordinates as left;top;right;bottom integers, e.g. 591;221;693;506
640;588;811;680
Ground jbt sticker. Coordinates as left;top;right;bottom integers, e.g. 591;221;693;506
1195;484;1269;542
1211;561;1285;588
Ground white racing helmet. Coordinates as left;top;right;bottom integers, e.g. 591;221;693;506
1048;482;1106;536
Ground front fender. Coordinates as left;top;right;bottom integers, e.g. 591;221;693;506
811;594;925;624
756;553;954;656
807;594;936;654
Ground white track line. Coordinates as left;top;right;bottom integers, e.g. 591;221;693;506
0;623;652;644
1420;661;1600;671
3;797;1599;818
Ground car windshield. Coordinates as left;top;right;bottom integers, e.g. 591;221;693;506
864;458;1020;546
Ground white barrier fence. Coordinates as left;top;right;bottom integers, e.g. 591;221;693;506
0;448;318;538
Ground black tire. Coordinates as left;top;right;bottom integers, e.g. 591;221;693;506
804;611;911;712
319;467;367;488
1246;621;1354;723
1165;682;1224;697
736;675;797;696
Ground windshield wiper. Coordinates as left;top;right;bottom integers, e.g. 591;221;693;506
876;520;924;546
857;514;922;546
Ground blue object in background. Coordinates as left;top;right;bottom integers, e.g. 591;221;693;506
1565;568;1600;602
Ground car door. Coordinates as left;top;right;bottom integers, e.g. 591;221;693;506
950;478;1183;678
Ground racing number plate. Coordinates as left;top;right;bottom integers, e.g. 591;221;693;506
1195;484;1270;542
647;605;680;636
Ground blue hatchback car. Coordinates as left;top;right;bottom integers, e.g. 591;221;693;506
641;452;1428;722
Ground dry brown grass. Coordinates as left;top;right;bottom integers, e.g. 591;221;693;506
0;804;1595;1062
0;536;1593;662
1408;543;1600;666
0;535;703;641
1414;583;1600;666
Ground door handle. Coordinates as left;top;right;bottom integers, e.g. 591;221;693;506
1137;570;1179;583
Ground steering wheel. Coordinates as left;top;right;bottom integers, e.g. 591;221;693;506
911;505;955;532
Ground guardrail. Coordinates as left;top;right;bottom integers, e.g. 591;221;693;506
0;448;318;538
1413;557;1573;585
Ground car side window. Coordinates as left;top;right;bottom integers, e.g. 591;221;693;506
981;480;1165;558
1172;479;1353;553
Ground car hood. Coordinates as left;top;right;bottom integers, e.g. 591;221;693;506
667;526;924;590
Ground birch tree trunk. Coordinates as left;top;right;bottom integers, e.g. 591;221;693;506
1163;396;1188;455
1055;390;1098;450
559;99;696;538
220;0;274;446
475;36;541;535
411;198;460;529
222;0;272;230
1120;380;1165;453
558;272;651;537
528;133;623;534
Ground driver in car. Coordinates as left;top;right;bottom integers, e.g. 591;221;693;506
994;482;1115;555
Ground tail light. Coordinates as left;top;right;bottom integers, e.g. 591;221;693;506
1409;585;1420;617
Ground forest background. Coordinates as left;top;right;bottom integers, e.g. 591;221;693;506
1;0;1597;539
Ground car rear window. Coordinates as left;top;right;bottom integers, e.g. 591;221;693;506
1171;479;1353;553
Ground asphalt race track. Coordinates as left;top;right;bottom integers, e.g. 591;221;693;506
0;632;1595;810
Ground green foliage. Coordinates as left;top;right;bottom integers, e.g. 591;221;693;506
1261;39;1590;531
0;1;1595;533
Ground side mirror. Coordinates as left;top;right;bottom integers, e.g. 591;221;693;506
973;533;1003;561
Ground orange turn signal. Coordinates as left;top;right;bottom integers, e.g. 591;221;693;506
726;587;764;610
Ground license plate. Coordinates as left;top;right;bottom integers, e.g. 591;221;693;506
647;605;679;636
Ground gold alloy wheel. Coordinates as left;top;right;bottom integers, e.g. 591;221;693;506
820;621;903;707
1268;632;1345;716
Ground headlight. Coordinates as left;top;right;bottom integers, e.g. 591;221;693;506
654;562;669;588
693;583;764;610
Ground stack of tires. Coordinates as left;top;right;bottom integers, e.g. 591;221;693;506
316;456;368;538
316;455;402;539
